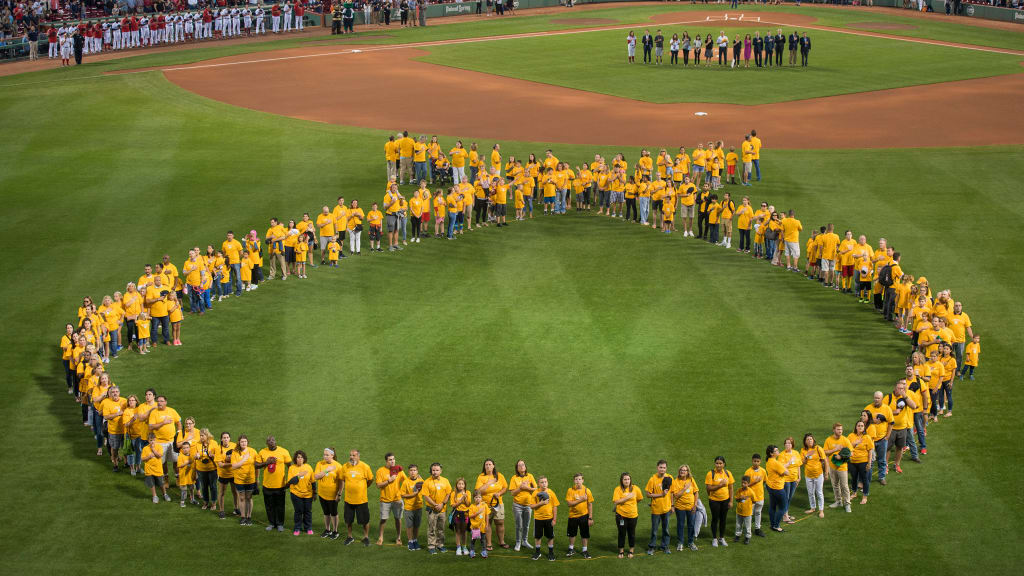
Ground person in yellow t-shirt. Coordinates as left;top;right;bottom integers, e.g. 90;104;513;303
385;135;399;181
367;204;384;252
704;456;734;547
817;223;841;288
799;434;828;516
823;423;854;511
230;434;259;525
286;450;315;535
962;335;980;380
316;205;336;264
397;131;415;184
255;435;292;531
294;233;309;279
374;452;408;546
413;136;429;184
400;464;425;549
847;420;875;506
837;230;857;293
448;477;472;554
176;440;196;506
449;141;468;183
467;493;489;558
706;194;722;245
565;473;594;557
474;459;509;550
166;292;183;346
314;448;342;538
100;385;128;471
527;476;560;559
780;210;803;271
805;229;820;280
670;465;699;550
507;460;536;551
644;460;672;554
340;449;375;544
141;434;168;502
725;147;739;185
742;454;766;537
422;463;452;554
612;473;643;558
741;134;755;184
734;196;753;253
733;476;755;543
326;238;341;266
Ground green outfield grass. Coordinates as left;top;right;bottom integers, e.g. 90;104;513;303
0;65;1022;574
416;26;1023;104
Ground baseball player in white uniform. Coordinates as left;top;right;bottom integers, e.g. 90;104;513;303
242;8;252;35
184;12;194;40
255;6;266;34
111;19;121;50
231;8;241;37
139;16;150;46
102;21;111;50
173;13;184;42
282;2;292;32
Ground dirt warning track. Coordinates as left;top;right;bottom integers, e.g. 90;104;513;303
164;40;1024;149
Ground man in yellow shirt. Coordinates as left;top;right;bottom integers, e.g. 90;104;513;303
864;391;894;485
255;435;292;531
823;422;853;512
340;449;374;546
886;380;918;475
264;218;288;280
644;460;672;555
740;134;755;186
397;131;415;184
330;197;349;260
413;135;429;184
221;231;244;296
750;129;763;181
144;275;172;345
385;135;399;181
146;395;180;488
780;210;802;272
422;463;453;554
375;452;407;546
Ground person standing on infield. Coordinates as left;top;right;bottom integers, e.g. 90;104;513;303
641;29;652;63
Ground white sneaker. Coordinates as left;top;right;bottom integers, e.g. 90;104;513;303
828;502;841;509
164;492;171;502
456;547;463;556
719;538;728;547
514;542;521;552
844;504;852;513
522;541;533;550
676;543;684;551
152;496;159;504
712;539;719;547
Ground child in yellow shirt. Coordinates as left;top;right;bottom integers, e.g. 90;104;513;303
136;312;151;354
367;204;384;252
295;233;309;278
725;147;739;185
733;476;754;544
514;185;525;221
177;441;195;507
326;239;341;267
467;493;488;558
241;254;254;290
961;335;980;380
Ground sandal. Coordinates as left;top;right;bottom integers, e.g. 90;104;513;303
618;553;624;559
499;543;510;549
486;546;493;551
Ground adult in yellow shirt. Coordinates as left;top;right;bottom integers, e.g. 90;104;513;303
508;460;536;552
256;435;292;531
422;463;453;554
763;445;788;531
741;134;755;184
475;459;509;550
286;450;315;535
375;452;408;546
864;391;894;485
750;128;762;180
704;456;734;547
823;423;854;512
670;465;699;550
316;206;336;265
886;379;917;479
837;229;857;293
527;476;559;560
489;143;502;176
384;135;399;181
413;135;429;183
780;210;802;271
215;432;237;518
612;472;643;558
347;200;365;255
397;130;415;184
644;459;672;555
847;420;875;505
817;223;841;288
779;437;802;524
340;449;374;545
193;428;219;510
314;448;342;539
565;473;594;558
221;231;244;296
264;218;288;280
100;385;128;472
229;434;259;525
144;275;172;345
449;141;468;184
146;395;180;486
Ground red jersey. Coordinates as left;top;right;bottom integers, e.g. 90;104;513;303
93;23;103;37
203;9;212;23
150;19;158;31
271;5;280;16
120;17;129;30
295;5;304;16
130;17;139;31
47;27;57;41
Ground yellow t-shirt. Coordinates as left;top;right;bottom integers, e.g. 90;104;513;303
779;449;802;482
670;477;698;511
257;446;292;489
818;232;841;260
965;342;980;366
340;460;374;505
848;433;874;464
101;397;128;434
612;485;642;518
734;487;755;517
316;213;335;237
530;490;559;521
824;435;854;471
288;463;314;498
401;476;425;511
644;474;672;515
743;466;766;502
474;473;507;506
231;446;259;484
705;469;734;502
449;490;471;513
147;406;180;442
765;457;787;490
781;217;802;243
509;473;536;506
449;147;468;168
367;209;383;228
347;208;365;230
413;142;427;162
141;444;164;477
422;476;452;511
800;446;827;479
468;502;489;531
565;485;593;518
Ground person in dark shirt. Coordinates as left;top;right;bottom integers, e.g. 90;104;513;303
800;32;811;67
731;35;741;68
654;29;663;65
72;29;84;65
752;32;763;68
788;30;799;66
774;29;784;66
641;29;653;64
764;31;774;68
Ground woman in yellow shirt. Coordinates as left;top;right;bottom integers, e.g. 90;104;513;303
704;456;734;547
801;433;827;517
314;448;342;539
287;450;315;535
764;445;788;532
230;434;258;526
474;459;508;551
194;428;219;510
507;459;536;552
612;472;642;558
670;465;699;551
779;437;801;524
60;324;76;392
848;420;875;505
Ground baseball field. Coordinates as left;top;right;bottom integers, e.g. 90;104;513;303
1;2;1021;574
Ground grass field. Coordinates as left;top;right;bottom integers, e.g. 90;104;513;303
1;4;1023;575
417;27;1023;104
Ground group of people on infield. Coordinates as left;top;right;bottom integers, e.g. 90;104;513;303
62;130;982;560
628;28;812;67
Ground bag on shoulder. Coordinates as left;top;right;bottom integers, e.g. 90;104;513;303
878;264;894;287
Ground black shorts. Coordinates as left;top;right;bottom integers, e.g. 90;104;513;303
218;476;232;485
567;515;590;538
368;226;381;241
320;497;339;516
857;279;873;291
344;502;370;525
495;204;506;216
337;230;346;241
652;199;662;212
284;247;296;263
891;428;909;449
534;518;554;540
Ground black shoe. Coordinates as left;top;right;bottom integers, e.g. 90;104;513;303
548;551;555;561
330;531;340;540
219;512;226;519
233;508;241;516
744;537;750;545
362;537;370;547
344;537;355;545
321;530;331;538
532;551;542;560
582;551;592;559
339;253;347;258
755;529;765;537
733;536;740;543
565;548;576;557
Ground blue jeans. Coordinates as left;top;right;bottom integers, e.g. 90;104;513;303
229;263;243;295
648;512;670;550
91;407;106;449
942;381;954;412
469;166;478;183
400;215;408;241
525;196;533;214
674;509;695;546
131;436;145;469
874;437;888;480
414;160;428;183
189;287;205;314
638;196;650;224
447;214;457;238
782;480;797;517
203;289;212;309
108;329;120;357
907;421;920;459
753;158;761;180
555;189;566;213
913;412;927;450
151;315;171;344
766;239;777;260
767;487;788;529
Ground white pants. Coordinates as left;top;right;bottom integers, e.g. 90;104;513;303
233;19;241;35
256;18;265;33
272;15;280;32
451;166;465;184
751;500;763;530
283;13;292;31
243;16;252;30
349;230;361;253
131;30;139;47
805;474;825;511
93;37;102;52
204;23;212;38
111;31;120;49
49;40;58;58
176;25;184;42
295;15;303;30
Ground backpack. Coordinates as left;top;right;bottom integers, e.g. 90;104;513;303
878;264;894;288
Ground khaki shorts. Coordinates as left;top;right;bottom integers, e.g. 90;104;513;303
679;204;694;218
821;259;836;273
380;500;403;521
785;242;801;258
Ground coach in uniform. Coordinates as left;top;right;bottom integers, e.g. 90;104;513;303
799;32;811;67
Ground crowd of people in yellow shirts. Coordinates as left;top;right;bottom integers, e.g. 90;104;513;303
60;132;983;560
